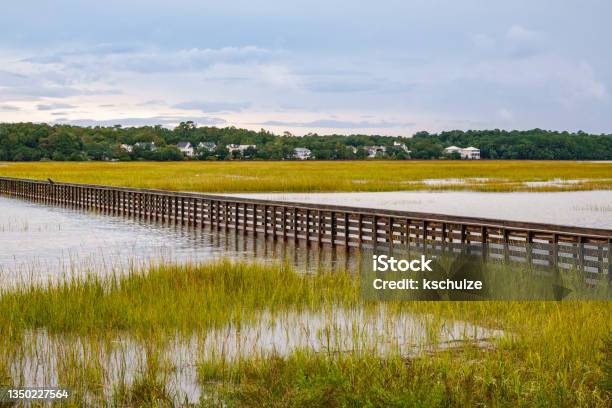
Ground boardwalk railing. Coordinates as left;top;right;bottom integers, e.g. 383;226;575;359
0;176;611;276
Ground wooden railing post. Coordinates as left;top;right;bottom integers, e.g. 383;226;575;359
293;208;299;243
317;210;323;247
344;213;350;248
388;216;394;249
330;211;337;247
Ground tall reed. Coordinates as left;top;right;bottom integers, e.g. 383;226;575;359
1;161;610;192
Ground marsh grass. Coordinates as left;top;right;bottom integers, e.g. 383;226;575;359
199;300;611;407
0;260;609;406
1;161;611;192
0;260;358;336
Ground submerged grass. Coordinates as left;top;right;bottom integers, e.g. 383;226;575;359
199;335;609;407
0;260;609;406
1;160;611;192
0;260;357;336
199;299;611;406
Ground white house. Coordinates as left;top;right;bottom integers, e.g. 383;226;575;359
176;141;194;157
197;142;216;152
443;145;462;155
347;146;359;154
460;146;480;160
366;145;386;158
393;141;412;157
294;147;312;160
120;144;133;153
393;141;410;152
134;141;156;151
227;144;256;153
444;145;480;159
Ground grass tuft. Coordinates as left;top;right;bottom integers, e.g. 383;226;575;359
0;260;358;336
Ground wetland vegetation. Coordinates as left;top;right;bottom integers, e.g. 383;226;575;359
0;159;610;407
0;260;609;406
1;160;611;193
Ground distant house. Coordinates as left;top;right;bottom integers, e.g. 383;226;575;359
176;141;194;157
227;144;256;153
134;142;156;151
347;146;359;154
394;141;410;153
294;147;312;160
444;145;480;159
393;141;412;157
120;144;133;153
443;145;462;155
197;142;216;152
366;145;386;158
460;146;480;160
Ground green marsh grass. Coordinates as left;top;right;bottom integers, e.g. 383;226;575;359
0;260;609;406
1;160;611;192
198;300;611;407
0;260;358;336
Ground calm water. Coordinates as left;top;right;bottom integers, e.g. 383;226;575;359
0;196;356;284
229;190;612;229
13;307;505;404
2;190;611;282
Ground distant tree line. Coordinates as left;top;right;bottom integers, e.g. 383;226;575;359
0;121;611;161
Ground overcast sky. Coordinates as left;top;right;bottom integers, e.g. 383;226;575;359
0;1;610;135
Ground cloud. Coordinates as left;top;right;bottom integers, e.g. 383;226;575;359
256;64;302;89
495;108;514;121
505;25;545;57
259;119;414;129
1;66;121;100
471;25;546;59
0;69;28;84
27;45;281;74
471;34;496;51
172;100;250;112
1;82;122;99
37;102;76;110
56;115;226;127
137;100;165;106
305;78;380;93
0;104;20;111
506;25;539;42
467;56;608;103
1;3;612;134
550;61;608;105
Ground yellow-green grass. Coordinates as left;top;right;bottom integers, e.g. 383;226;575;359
0;260;609;406
0;260;357;337
1;160;611;192
200;293;611;406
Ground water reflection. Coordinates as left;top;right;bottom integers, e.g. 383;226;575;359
229;190;612;229
1;196;608;287
10;306;505;405
0;196;361;284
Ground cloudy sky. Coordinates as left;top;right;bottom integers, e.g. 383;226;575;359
0;0;610;135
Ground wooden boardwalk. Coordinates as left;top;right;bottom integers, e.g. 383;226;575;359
0;176;610;276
